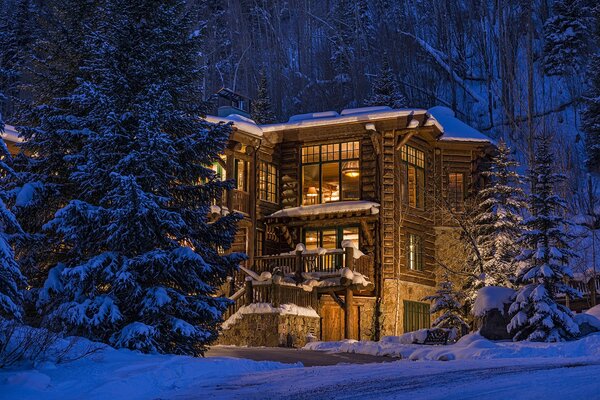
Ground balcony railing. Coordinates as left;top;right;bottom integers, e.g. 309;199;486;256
231;189;250;214
253;247;374;283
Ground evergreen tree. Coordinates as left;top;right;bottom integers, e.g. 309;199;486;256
251;70;276;124
472;140;526;288
364;57;407;109
423;275;468;337
583;7;600;172
0;117;25;322
27;0;242;355
543;0;594;76
508;135;580;342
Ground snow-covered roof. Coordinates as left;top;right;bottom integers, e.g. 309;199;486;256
427;106;492;143
268;201;380;219
204;114;263;138
1;124;22;143
261;108;431;133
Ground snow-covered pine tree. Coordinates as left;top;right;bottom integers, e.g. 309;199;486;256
330;0;354;84
364;56;407;109
583;6;600;172
251;70;276;124
33;0;242;355
543;0;594;76
472;140;526;289
423;275;468;337
508;135;580;342
0;118;25;322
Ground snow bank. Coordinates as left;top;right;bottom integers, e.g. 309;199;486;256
268;201;380;219
473;286;515;317
0;338;294;400
1;124;22;143
222;303;319;330
304;332;600;361
586;304;600;320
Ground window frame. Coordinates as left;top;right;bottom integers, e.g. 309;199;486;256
447;172;465;211
403;300;431;333
259;161;278;203
401;145;426;209
302;225;360;250
234;158;249;192
406;233;423;272
301;141;360;205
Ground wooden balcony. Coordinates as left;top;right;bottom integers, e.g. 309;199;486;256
253;247;374;283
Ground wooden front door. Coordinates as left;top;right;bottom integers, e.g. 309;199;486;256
320;302;360;341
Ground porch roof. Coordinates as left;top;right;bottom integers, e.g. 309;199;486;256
266;201;380;223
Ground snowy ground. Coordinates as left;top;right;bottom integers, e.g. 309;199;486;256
2;334;600;399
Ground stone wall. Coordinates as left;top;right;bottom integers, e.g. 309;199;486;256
219;312;320;348
381;279;437;336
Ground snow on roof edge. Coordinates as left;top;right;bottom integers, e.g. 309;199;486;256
205;114;263;138
1;124;22;143
428;106;493;144
268;201;380;219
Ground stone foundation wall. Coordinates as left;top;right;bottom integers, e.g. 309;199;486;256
381;279;437;336
219;312;320;348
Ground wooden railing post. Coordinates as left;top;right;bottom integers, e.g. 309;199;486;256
272;281;280;307
345;246;354;270
295;249;303;282
344;286;354;340
244;279;253;306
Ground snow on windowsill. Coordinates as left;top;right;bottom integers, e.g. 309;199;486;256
268;201;380;219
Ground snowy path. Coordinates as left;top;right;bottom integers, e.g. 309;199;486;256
206;345;398;366
191;358;600;400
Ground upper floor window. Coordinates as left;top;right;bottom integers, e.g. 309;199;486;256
448;172;465;211
303;226;359;250
259;161;278;203
301;141;360;205
234;158;249;191
401;145;425;209
407;233;423;271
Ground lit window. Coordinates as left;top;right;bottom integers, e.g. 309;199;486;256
259;162;278;203
234;159;249;191
448;172;464;211
303;226;359;250
301;141;360;205
401;145;425;209
407;234;422;271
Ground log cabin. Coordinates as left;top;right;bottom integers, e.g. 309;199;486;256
1;104;496;346
205;103;495;346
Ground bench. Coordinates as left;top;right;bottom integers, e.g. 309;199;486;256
418;328;450;345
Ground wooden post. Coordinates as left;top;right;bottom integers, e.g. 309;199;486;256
345;246;354;270
295;249;303;283
271;281;280;307
244;279;253;306
344;287;354;340
311;287;318;310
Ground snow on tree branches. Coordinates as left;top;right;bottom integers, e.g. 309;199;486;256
364;57;407;109
251;70;276;124
21;1;242;356
423;276;468;338
508;135;580;342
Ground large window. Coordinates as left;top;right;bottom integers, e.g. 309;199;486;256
303;226;359;250
401;145;425;209
448;172;464;211
301;141;360;205
403;300;430;333
407;234;423;271
259;162;278;203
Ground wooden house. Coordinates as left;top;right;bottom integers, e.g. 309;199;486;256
212;105;494;345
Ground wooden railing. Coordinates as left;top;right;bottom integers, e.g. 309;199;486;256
223;286;246;320
245;280;318;309
231;189;250;214
252;247;374;282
